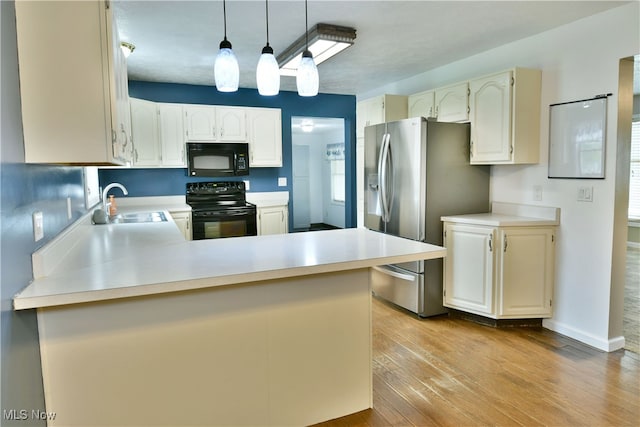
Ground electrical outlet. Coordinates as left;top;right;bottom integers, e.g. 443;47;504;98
278;177;287;187
243;180;250;191
578;186;593;202
33;211;44;242
533;185;542;201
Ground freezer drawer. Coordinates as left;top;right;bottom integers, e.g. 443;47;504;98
371;264;447;317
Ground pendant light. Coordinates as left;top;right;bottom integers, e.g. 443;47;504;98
214;0;239;92
256;0;280;96
296;0;319;97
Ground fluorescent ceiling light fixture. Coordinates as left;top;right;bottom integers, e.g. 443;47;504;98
278;24;356;77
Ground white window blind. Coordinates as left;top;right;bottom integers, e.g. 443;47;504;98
629;120;640;219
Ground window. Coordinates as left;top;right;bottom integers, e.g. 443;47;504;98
630;119;640;219
331;160;345;204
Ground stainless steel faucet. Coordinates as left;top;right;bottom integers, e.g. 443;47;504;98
102;183;128;215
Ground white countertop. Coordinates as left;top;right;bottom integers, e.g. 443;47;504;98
441;202;560;227
441;213;559;227
14;215;445;310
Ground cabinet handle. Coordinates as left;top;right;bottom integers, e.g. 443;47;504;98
470;141;474;158
488;235;493;252
504;235;508;252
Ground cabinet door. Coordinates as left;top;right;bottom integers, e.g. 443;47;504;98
498;228;554;317
158;103;186;166
130;98;160;166
170;211;192;240
217;107;246;141
258;206;288;235
356;97;384;138
408;90;435;118
108;9;132;164
435;82;469;122
469;71;513;163
443;223;494;315
247;108;282;167
14;1;126;165
184;106;217;141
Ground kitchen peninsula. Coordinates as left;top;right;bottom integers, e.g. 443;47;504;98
14;211;446;426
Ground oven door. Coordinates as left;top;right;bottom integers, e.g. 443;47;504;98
192;207;257;240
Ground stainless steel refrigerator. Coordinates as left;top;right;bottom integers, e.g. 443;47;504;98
364;117;490;317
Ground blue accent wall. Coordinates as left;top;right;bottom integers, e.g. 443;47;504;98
1;1;88;422
99;81;357;227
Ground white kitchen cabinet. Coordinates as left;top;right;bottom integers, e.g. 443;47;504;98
216;107;247;141
247;108;283;167
408;90;435;119
469;68;541;164
434;82;469;122
443;223;495;315
15;0;132;165
158;103;186;166
184;105;246;143
356;94;408;138
443;221;555;319
257;205;288;235
130;99;185;167
169;210;192;240
184;105;217;142
131;98;161;166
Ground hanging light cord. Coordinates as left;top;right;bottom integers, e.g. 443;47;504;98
265;0;270;47
223;0;228;41
304;0;309;50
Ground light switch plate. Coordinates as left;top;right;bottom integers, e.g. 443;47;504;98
33;211;44;241
278;177;287;187
578;186;593;202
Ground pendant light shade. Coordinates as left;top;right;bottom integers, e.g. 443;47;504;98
256;0;280;96
214;0;239;92
296;0;319;97
297;50;319;96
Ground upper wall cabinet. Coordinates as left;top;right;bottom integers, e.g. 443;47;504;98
184;105;246;142
15;1;132;165
434;82;469;123
408;90;435;119
469;68;541;164
130;99;185;167
247;108;283;167
130;98;160;166
356;95;408;138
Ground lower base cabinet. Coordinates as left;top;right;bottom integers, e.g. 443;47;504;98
169;210;192;240
443;222;555;319
257;205;288;235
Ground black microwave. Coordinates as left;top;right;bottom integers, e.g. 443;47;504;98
186;142;250;177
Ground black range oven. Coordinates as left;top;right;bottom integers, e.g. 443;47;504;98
186;181;257;240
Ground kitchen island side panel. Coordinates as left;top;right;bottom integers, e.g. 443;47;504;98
36;269;372;427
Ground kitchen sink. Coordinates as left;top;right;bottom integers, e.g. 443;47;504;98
110;211;168;224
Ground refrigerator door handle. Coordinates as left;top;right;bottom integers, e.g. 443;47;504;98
372;265;416;282
379;133;391;223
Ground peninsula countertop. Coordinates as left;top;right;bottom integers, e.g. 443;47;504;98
14;213;446;310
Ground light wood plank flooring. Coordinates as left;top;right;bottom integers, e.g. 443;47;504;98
314;298;640;427
624;247;639;353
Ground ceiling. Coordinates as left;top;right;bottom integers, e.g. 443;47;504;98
114;1;632;96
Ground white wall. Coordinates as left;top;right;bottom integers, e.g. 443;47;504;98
359;3;639;351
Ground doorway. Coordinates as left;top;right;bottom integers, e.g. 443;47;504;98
291;117;346;232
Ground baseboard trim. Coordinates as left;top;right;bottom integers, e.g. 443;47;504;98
543;319;626;352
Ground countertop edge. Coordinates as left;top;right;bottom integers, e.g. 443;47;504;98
14;247;446;311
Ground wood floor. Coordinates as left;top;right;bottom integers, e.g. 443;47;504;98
314;298;640;427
